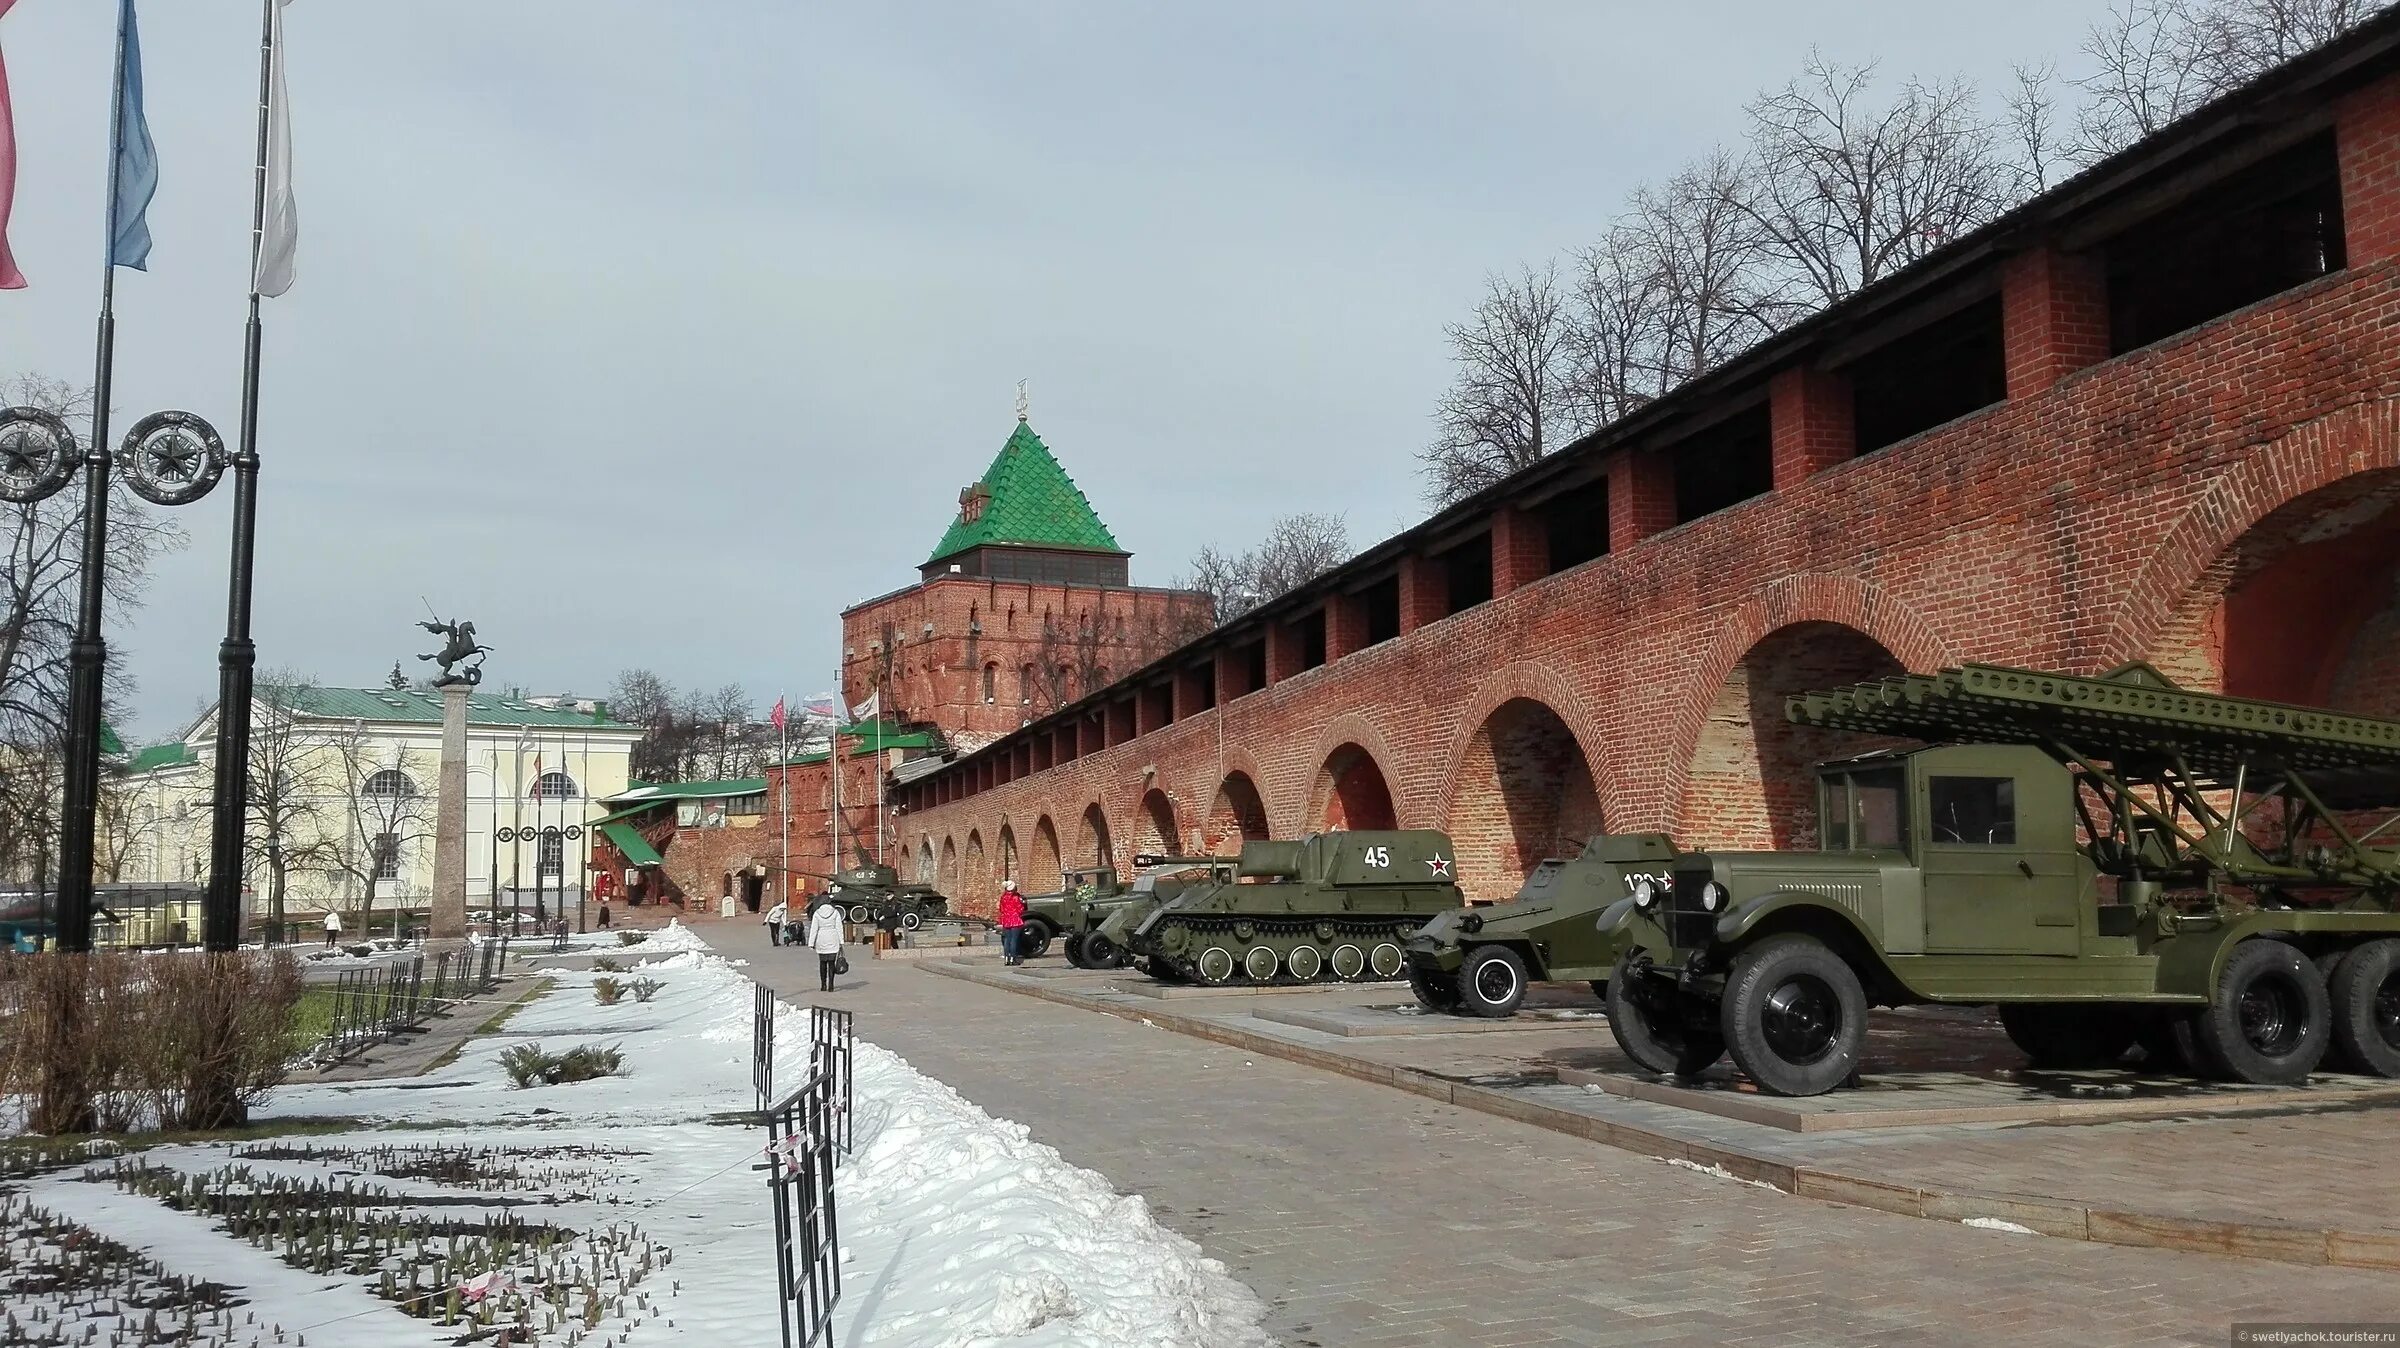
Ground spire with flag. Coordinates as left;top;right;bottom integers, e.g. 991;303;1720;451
108;0;158;272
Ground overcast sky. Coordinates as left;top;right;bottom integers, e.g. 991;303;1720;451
0;1;2107;741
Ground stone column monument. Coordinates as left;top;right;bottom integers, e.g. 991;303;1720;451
415;616;489;942
431;681;470;939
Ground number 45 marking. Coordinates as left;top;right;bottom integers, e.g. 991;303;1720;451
1362;845;1391;868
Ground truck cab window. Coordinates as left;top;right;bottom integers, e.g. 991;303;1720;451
1852;769;1909;850
1820;776;1852;850
1929;776;2016;844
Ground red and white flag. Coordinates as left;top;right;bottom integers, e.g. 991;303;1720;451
769;696;787;734
0;0;25;291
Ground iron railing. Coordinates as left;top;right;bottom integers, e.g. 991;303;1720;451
315;936;511;1063
808;1005;855;1156
754;982;777;1112
761;1062;841;1348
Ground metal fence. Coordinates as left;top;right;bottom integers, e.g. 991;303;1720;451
316;936;512;1063
761;1062;842;1348
754;982;777;1112
808;1005;855;1156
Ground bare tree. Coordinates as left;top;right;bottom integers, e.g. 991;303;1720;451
240;673;345;942
1420;264;1585;506
1178;513;1352;624
326;726;434;940
609;668;690;783
679;683;768;781
1732;55;2010;309
2004;62;2066;197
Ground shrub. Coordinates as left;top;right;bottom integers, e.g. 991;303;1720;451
615;931;647;947
592;977;626;1006
630;977;662;1004
499;1042;623;1088
344;944;375;958
590;956;624;974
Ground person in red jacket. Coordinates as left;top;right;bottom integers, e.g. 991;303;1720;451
997;879;1026;966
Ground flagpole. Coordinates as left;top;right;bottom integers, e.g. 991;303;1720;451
201;0;278;951
52;2;140;953
777;692;788;908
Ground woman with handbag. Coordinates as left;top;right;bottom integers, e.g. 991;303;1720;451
807;900;846;992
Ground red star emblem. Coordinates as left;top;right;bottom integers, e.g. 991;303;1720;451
1427;855;1452;878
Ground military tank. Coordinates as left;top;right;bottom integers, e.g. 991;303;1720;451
797;851;952;932
1402;832;1679;1017
1096;830;1465;985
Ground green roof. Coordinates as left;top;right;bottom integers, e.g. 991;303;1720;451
273;688;629;729
127;742;196;773
602;777;766;805
100;723;125;757
598;821;664;868
925;420;1123;565
778;721;940;765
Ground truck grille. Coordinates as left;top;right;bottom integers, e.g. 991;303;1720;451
1665;872;1717;949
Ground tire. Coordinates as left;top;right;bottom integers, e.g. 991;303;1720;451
1605;948;1724;1078
1017;922;1052;960
1082;932;1125;970
1587;980;1609;1003
1406;962;1460;1012
1063;933;1090;969
1720;935;1868;1097
1457;945;1528;1019
2329;938;2400;1078
900;909;923;932
1998;1004;2137;1069
2193;939;2330;1086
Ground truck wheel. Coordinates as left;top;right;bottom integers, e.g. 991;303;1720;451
1457;946;1528;1018
1017;923;1053;960
2195;939;2330;1085
1063;933;1090;968
900;909;923;932
1606;949;1724;1078
2329;939;2400;1078
1721;935;1867;1097
1998;1004;2137;1069
1407;963;1461;1012
1082;932;1124;969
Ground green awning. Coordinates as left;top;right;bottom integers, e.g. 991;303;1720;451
599;822;663;867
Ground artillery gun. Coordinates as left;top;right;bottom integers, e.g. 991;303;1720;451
1097;830;1465;985
796;849;952;932
1403;832;1679;1017
1018;855;1236;966
1602;663;2400;1096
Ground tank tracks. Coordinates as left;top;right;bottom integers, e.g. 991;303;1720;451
1146;913;1425;986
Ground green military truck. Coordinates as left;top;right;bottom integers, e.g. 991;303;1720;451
1015;866;1118;962
1101;830;1464;985
1403;832;1679;1017
1017;856;1236;966
1601;663;2400;1096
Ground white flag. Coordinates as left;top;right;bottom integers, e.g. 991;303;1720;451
847;691;879;723
252;0;297;297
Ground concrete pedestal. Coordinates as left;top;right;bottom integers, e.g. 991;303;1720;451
430;683;470;940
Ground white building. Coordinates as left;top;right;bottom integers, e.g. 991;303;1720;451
117;687;643;938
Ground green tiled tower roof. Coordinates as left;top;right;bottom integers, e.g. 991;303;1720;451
925;420;1124;565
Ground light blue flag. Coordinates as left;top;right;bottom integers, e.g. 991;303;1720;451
107;0;156;271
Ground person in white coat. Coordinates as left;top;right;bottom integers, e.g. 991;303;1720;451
322;910;342;949
763;900;788;947
806;902;844;992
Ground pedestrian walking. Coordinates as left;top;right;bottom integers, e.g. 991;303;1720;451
997;878;1026;966
597;899;612;929
322;910;342;949
807;899;844;992
764;899;788;948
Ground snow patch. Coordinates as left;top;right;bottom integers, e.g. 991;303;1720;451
1962;1216;2039;1235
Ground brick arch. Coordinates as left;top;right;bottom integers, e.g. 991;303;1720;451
964;830;988;909
1438;701;1607;902
1029;815;1063;892
1203;772;1271;853
2103;397;2400;668
1129;787;1180;857
1658;575;1955;839
997;821;1019;889
1074;802;1113;869
1296;713;1408;829
1308;743;1400;833
1433;661;1620;836
915;835;934;884
1185;744;1267;835
939;836;959;894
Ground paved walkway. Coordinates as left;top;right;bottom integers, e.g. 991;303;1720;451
702;927;2400;1348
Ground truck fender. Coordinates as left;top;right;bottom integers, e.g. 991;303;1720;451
1593;897;1638;937
1714;891;1881;952
2154;909;2400;999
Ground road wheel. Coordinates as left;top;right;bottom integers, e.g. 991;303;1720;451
1457;945;1528;1019
1606;948;1723;1078
1329;944;1366;981
1287;944;1325;982
2329;938;2400;1078
1998;1004;2137;1069
1082;932;1125;970
2195;939;2330;1086
1721;935;1867;1097
1369;942;1405;980
1017;922;1053;960
1406;962;1460;1012
1243;945;1280;982
1196;945;1236;984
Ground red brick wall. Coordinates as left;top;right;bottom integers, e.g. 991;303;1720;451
895;80;2400;916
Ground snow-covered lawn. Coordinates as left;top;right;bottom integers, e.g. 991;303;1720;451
2;924;1270;1347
